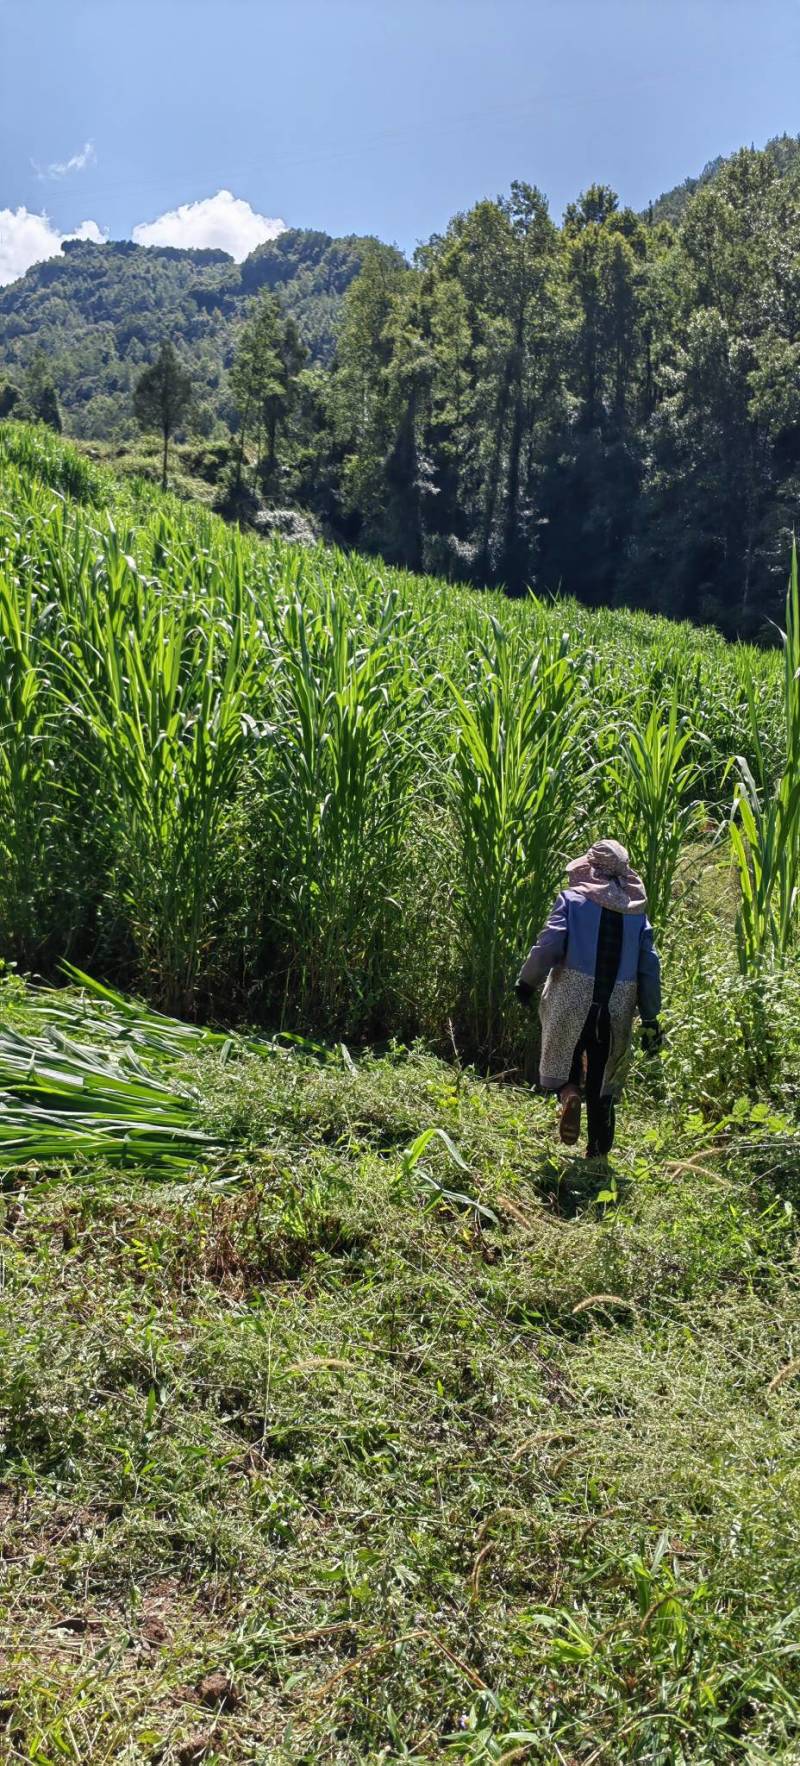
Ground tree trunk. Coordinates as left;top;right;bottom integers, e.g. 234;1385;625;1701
266;407;278;491
502;302;528;579
479;355;514;580
387;385;422;570
161;425;169;491
643;318;654;419
235;388;253;493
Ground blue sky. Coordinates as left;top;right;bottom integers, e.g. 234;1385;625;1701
2;0;800;283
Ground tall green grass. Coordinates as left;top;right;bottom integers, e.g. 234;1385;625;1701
608;687;705;934
58;556;263;1012
258;587;426;1032
731;548;800;973
0;420;788;1060
448;619;585;1061
0;563;55;961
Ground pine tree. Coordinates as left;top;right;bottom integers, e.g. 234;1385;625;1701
133;342;193;489
25;353;62;432
230;293;307;496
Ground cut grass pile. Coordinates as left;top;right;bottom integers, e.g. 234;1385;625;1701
0;969;327;1175
0;960;799;1763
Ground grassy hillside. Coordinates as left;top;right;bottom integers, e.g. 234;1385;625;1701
0;421;784;1051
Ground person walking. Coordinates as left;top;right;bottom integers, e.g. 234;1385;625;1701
515;839;662;1157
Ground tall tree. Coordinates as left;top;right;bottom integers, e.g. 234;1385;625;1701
230;292;307;495
631;148;800;631
25;353;62;432
421;185;564;585
133;342;192;489
0;379;21;420
563;191;649;433
330;245;415;554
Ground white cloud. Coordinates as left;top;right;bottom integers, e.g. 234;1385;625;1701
34;140;97;180
0;188;285;290
132;189;285;260
70;220;105;242
0;208;106;287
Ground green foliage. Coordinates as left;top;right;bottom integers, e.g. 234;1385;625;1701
0;377;21;419
324;139;800;635
0;1019;214;1171
0;421;789;1059
257;585;424;1034
133;339;193;487
229;291;306;497
649;128;800;224
58;524;263;1011
731;546;800;973
0;561;56;959
608;687;705;934
24;350;62;431
447;616;584;1061
0;969;332;1172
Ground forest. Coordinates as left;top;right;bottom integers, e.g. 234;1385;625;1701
3;134;800;635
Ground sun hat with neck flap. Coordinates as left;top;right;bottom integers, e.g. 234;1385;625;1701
565;837;647;913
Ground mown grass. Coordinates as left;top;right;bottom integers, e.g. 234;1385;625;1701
1;904;800;1765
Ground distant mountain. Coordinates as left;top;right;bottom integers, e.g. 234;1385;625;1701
648;131;800;225
0;228;404;439
5;132;800;443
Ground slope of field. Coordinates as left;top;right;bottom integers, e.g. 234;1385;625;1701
0;421;784;1056
1;423;800;1761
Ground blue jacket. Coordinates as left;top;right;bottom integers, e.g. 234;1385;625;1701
519;890;661;1020
517;889;661;1094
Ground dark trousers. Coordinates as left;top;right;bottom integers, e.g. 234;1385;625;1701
568;1003;616;1156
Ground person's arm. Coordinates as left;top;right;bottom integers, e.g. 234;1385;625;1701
515;893;568;1006
637;918;662;1046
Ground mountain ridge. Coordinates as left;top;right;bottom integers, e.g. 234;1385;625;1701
0;227;403;438
2;129;800;468
647;129;800;223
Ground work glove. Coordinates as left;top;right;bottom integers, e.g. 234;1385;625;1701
515;979;535;1010
640;1018;664;1056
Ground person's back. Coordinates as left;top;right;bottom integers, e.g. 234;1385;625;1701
516;839;662;1156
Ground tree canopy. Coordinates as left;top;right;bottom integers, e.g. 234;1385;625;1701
133;341;193;487
0;230;395;441
5;137;800;634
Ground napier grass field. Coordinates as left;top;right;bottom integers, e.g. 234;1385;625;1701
2;422;800;1761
